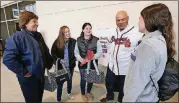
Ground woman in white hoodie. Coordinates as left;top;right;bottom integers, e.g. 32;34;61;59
123;3;176;102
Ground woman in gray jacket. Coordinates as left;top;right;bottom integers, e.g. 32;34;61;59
123;3;176;102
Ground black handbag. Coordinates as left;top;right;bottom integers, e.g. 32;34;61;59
84;60;105;84
55;58;71;84
150;57;179;101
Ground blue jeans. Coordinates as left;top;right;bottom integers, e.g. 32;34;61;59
79;69;93;95
17;74;44;103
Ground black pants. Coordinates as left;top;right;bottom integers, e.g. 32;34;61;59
56;69;74;101
17;74;44;103
79;69;93;95
105;67;125;102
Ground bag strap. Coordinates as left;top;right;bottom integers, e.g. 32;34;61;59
46;58;60;73
46;64;57;77
86;61;91;74
86;60;100;75
150;75;159;93
54;58;60;73
93;60;100;75
61;63;71;78
46;68;52;83
149;36;167;94
55;58;71;78
45;58;62;83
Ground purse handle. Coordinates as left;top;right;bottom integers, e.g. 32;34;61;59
46;58;60;82
47;58;71;79
46;59;59;83
56;59;71;78
86;60;100;75
55;58;60;73
61;63;71;78
46;58;60;76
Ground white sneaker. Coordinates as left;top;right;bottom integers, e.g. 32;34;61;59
67;93;75;100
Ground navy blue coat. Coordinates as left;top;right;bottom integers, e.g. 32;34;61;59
3;29;53;77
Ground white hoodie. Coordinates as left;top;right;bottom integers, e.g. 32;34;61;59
108;25;143;75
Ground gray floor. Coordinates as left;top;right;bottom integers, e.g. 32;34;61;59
1;58;178;102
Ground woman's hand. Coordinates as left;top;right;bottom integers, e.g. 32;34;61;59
84;59;90;63
80;58;85;64
60;59;66;64
24;72;32;77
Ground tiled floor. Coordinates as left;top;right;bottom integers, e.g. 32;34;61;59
1;58;178;102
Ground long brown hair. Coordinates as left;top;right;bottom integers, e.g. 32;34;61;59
141;3;176;58
57;26;69;49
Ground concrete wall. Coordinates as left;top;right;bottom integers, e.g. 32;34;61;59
35;1;178;61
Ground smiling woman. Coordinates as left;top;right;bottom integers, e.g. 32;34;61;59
3;10;53;103
74;23;103;102
18;10;39;32
1;1;36;41
51;26;77;102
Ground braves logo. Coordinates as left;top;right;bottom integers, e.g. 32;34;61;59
100;36;131;47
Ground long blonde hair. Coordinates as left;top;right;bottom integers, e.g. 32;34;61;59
57;26;69;49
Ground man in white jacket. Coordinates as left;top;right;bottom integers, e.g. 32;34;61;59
100;10;143;103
